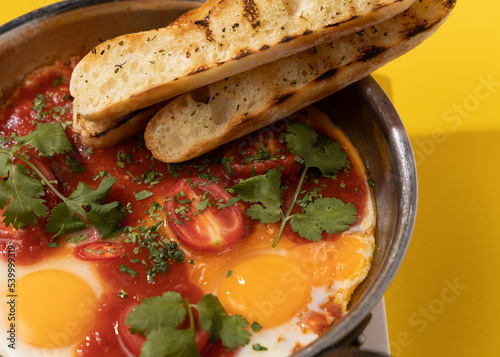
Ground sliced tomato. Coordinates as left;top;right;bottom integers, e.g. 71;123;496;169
118;303;210;357
73;242;123;261
118;304;144;357
223;120;299;179
166;178;243;253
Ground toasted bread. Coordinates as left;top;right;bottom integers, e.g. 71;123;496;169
73;102;167;148
70;0;416;122
145;0;456;162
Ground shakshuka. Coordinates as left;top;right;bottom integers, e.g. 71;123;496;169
0;60;375;356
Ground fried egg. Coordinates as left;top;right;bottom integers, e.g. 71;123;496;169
0;253;102;357
182;195;375;356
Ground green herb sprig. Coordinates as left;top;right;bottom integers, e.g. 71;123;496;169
0;122;125;238
231;122;358;247
126;292;251;357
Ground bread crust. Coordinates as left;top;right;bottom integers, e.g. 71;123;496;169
70;0;417;122
144;0;456;162
73;101;167;147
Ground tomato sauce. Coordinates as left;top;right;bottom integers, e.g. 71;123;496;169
0;62;371;356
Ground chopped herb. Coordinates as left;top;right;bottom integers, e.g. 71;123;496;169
119;264;138;277
252;343;268;351
135;190;153;201
52;76;65;87
251;322;262;332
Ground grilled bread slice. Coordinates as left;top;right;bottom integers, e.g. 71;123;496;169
145;0;456;162
73;101;167;148
70;0;416;122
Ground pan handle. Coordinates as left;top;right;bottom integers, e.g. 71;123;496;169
314;314;390;357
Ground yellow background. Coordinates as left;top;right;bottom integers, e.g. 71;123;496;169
1;1;499;356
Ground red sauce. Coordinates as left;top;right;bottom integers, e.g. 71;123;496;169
0;62;370;356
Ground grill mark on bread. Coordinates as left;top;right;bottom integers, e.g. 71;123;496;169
280;35;297;43
89;111;140;138
324;15;362;28
235;49;253;59
71;0;420;122
358;46;387;62
273;93;293;104
194;18;215;42
404;22;429;38
243;0;261;28
189;66;209;75
314;69;338;81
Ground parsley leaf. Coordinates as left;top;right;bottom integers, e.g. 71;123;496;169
196;294;226;342
219;314;252;349
46;176;126;238
126;292;250;357
231;169;283;223
0;122;125;237
142;327;199;357
0;163;47;228
126;292;187;334
289;198;358;241
285;122;347;175
231;122;357;247
197;293;250;347
15;122;72;157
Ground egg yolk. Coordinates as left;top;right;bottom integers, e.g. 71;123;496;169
288;235;368;286
16;269;98;348
217;254;311;328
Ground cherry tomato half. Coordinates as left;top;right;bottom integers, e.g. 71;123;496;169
73;242;123;261
223;120;299;179
118;303;210;357
165;178;243;253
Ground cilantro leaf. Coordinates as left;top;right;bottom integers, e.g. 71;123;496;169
245;204;282;224
307;135;347;175
126;292;187;335
285;122;346;175
45;202;87;235
231;122;356;247
196;294;226;342
127;292;251;357
284;121;317;163
0;164;47;228
0;152;11;177
290;198;358;241
232;169;283;223
219;315;251;349
46;176;126;238
0;123;124;237
15;122;72;157
85;201;126;237
141;327;200;357
197;294;250;347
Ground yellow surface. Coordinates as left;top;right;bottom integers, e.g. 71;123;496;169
1;1;499;356
372;1;500;356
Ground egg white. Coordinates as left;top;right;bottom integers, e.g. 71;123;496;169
0;255;102;357
234;190;376;356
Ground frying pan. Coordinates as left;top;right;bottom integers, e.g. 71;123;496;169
0;1;417;355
